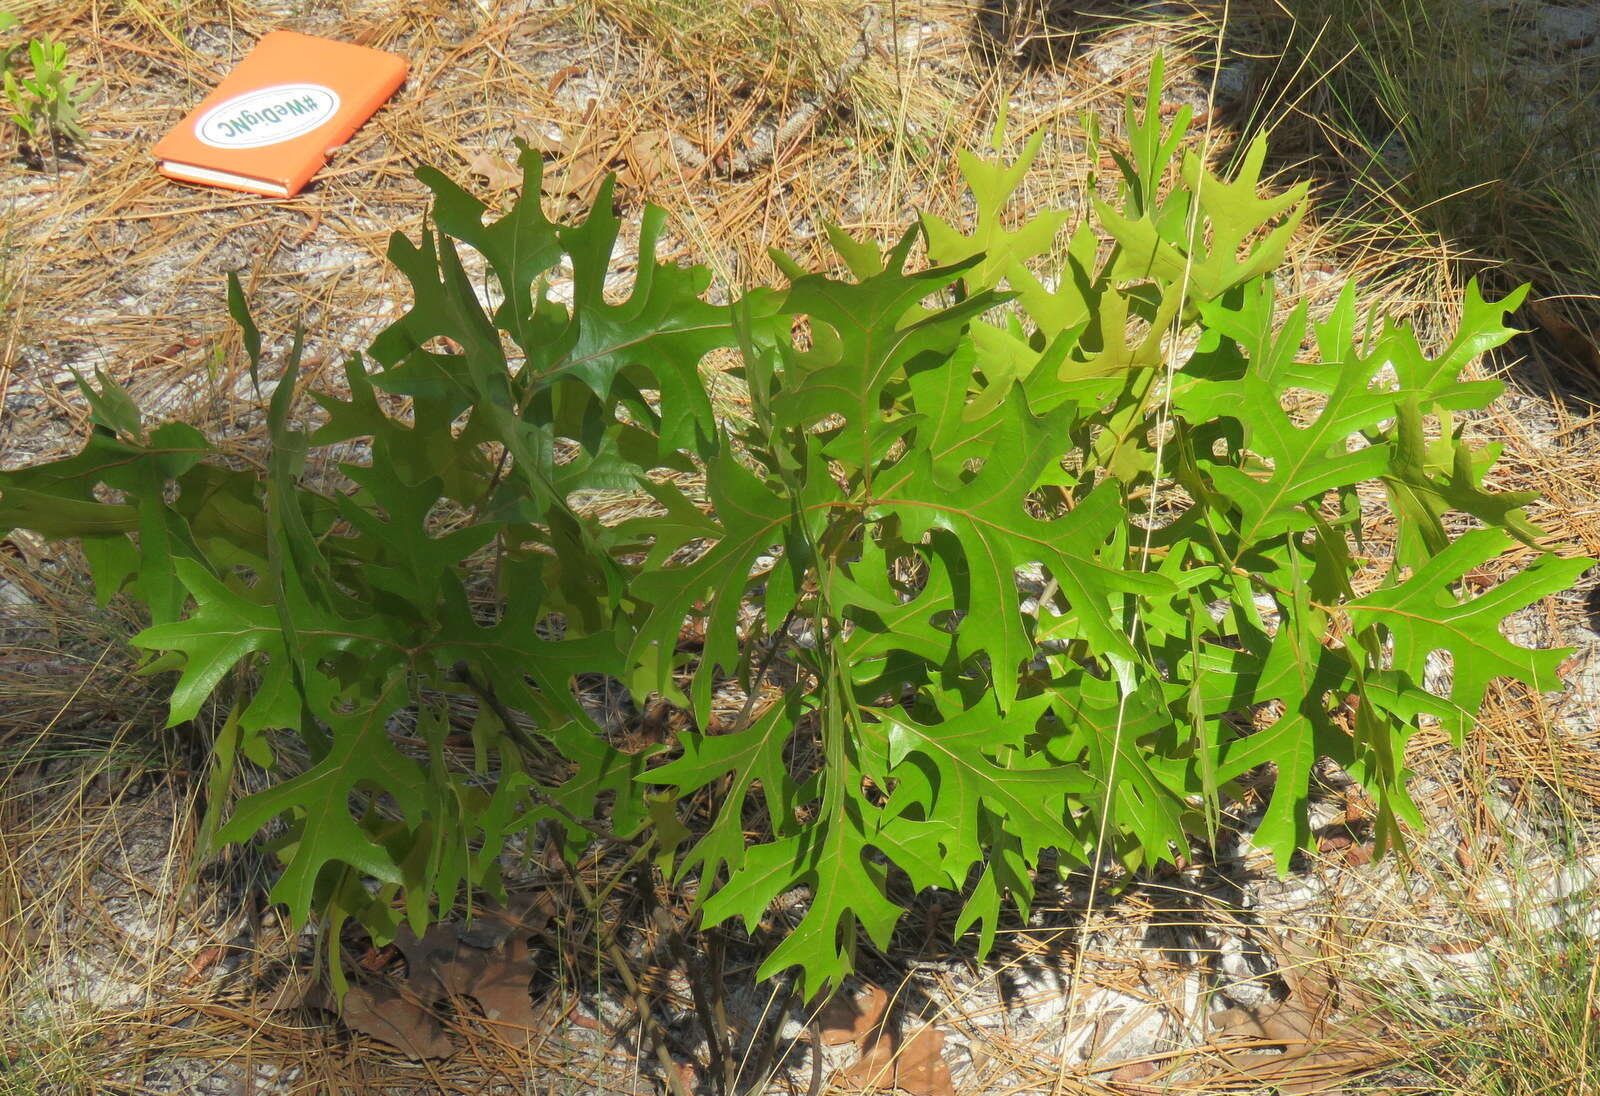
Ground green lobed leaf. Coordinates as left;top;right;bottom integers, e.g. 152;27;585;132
1345;529;1589;740
213;673;424;925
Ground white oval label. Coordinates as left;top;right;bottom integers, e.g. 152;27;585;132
194;83;341;149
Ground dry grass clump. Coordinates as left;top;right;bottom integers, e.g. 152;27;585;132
1240;0;1600;392
1327;750;1600;1096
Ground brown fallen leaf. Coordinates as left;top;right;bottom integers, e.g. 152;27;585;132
181;944;225;985
267;901;552;1059
1207;933;1389;1095
546;64;585;96
466;150;523;192
617;130;678;190
459;889;557;949
1529;298;1600;382
818;983;889;1047
393;922;460;1004
544;147;612;199
394;917;541;1047
843;1021;955;1096
272;978;453;1061
460;936;540;1044
333;983;455;1061
1108;1059;1158;1083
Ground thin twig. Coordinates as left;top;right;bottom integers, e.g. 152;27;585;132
448;662;616;841
655;904;734;1096
709;925;736;1094
806;1012;826;1096
736;976;800;1096
558;855;695;1096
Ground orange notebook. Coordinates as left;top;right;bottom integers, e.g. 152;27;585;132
153;31;407;198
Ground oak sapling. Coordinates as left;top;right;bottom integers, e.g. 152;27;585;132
0;59;1584;997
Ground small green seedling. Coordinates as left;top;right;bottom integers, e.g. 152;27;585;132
3;30;95;157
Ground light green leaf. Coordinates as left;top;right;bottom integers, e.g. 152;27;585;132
1345;530;1590;739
